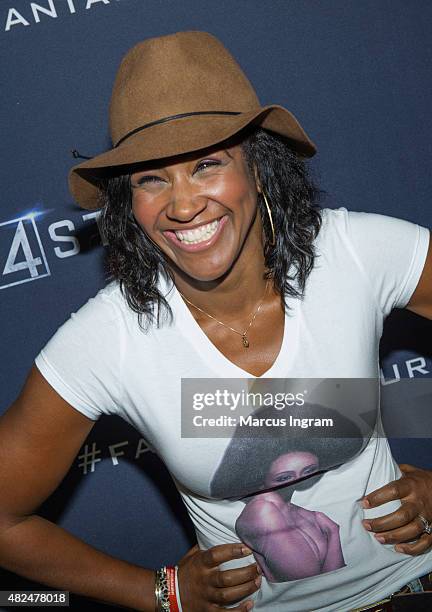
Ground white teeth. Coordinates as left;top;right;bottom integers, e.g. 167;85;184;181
175;219;219;244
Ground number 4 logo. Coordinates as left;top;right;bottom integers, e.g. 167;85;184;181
0;214;50;289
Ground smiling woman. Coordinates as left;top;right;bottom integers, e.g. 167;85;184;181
1;29;432;612
99;127;321;348
130;146;260;281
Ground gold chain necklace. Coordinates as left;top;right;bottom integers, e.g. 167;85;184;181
177;279;270;348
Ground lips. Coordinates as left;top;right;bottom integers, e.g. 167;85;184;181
174;218;219;244
163;215;228;252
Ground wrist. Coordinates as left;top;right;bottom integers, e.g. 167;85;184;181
154;566;182;611
174;566;183;612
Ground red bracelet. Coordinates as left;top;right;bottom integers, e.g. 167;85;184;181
166;566;180;612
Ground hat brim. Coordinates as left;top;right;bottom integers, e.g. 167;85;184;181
69;104;317;210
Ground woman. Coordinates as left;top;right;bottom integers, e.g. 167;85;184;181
0;30;432;612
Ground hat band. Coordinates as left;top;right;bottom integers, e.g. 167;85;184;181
114;110;242;148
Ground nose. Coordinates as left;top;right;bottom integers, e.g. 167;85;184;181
165;176;207;223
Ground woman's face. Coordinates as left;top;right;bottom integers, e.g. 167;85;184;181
264;451;319;488
130;143;262;282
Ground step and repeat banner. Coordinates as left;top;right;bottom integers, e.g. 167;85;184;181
1;1;431;608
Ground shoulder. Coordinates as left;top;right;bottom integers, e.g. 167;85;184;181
85;280;125;312
315;207;350;243
315;206;421;250
35;281;130;420
70;281;128;327
40;281;133;351
318;206;372;236
315;206;429;315
318;206;421;234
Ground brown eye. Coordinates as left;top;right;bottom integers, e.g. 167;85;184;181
131;171;166;188
135;175;163;186
195;159;220;173
302;464;319;476
274;472;296;483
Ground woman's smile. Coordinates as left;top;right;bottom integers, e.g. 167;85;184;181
130;144;262;281
163;214;228;252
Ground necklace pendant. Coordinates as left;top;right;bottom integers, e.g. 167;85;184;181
242;334;250;348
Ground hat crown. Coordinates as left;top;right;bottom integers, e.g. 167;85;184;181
109;31;260;146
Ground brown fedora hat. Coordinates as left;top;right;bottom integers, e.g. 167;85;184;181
69;30;317;210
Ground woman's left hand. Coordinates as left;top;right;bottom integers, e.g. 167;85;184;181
361;463;432;555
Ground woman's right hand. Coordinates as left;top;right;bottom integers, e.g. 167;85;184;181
177;543;261;611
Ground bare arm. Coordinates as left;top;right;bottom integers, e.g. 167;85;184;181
0;365;155;611
314;511;345;573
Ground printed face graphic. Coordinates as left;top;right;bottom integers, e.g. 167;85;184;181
209;402;366;583
235;450;346;582
264;451;320;488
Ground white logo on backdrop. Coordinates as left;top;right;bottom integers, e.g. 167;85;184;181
0;208;103;290
0;213;50;289
380;356;430;384
78;438;152;475
3;0;120;32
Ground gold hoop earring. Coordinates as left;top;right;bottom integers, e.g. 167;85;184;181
262;191;276;246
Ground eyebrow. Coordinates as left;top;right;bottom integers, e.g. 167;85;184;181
130;147;233;177
301;464;319;473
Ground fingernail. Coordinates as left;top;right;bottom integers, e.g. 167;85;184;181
361;498;370;508
395;545;404;553
245;601;254;611
256;564;263;575
255;575;262;588
242;546;253;555
375;535;385;544
363;521;371;531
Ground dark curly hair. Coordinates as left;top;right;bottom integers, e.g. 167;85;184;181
209;401;366;500
99;127;323;330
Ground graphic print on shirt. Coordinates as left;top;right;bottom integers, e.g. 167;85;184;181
210;401;368;582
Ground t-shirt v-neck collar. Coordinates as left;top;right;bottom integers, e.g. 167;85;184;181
161;273;300;378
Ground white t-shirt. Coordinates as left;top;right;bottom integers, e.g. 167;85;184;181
35;207;431;611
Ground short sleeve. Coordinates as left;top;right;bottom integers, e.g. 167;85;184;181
341;208;430;318
34;285;124;421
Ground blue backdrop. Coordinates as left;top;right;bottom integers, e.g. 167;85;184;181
1;1;431;609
